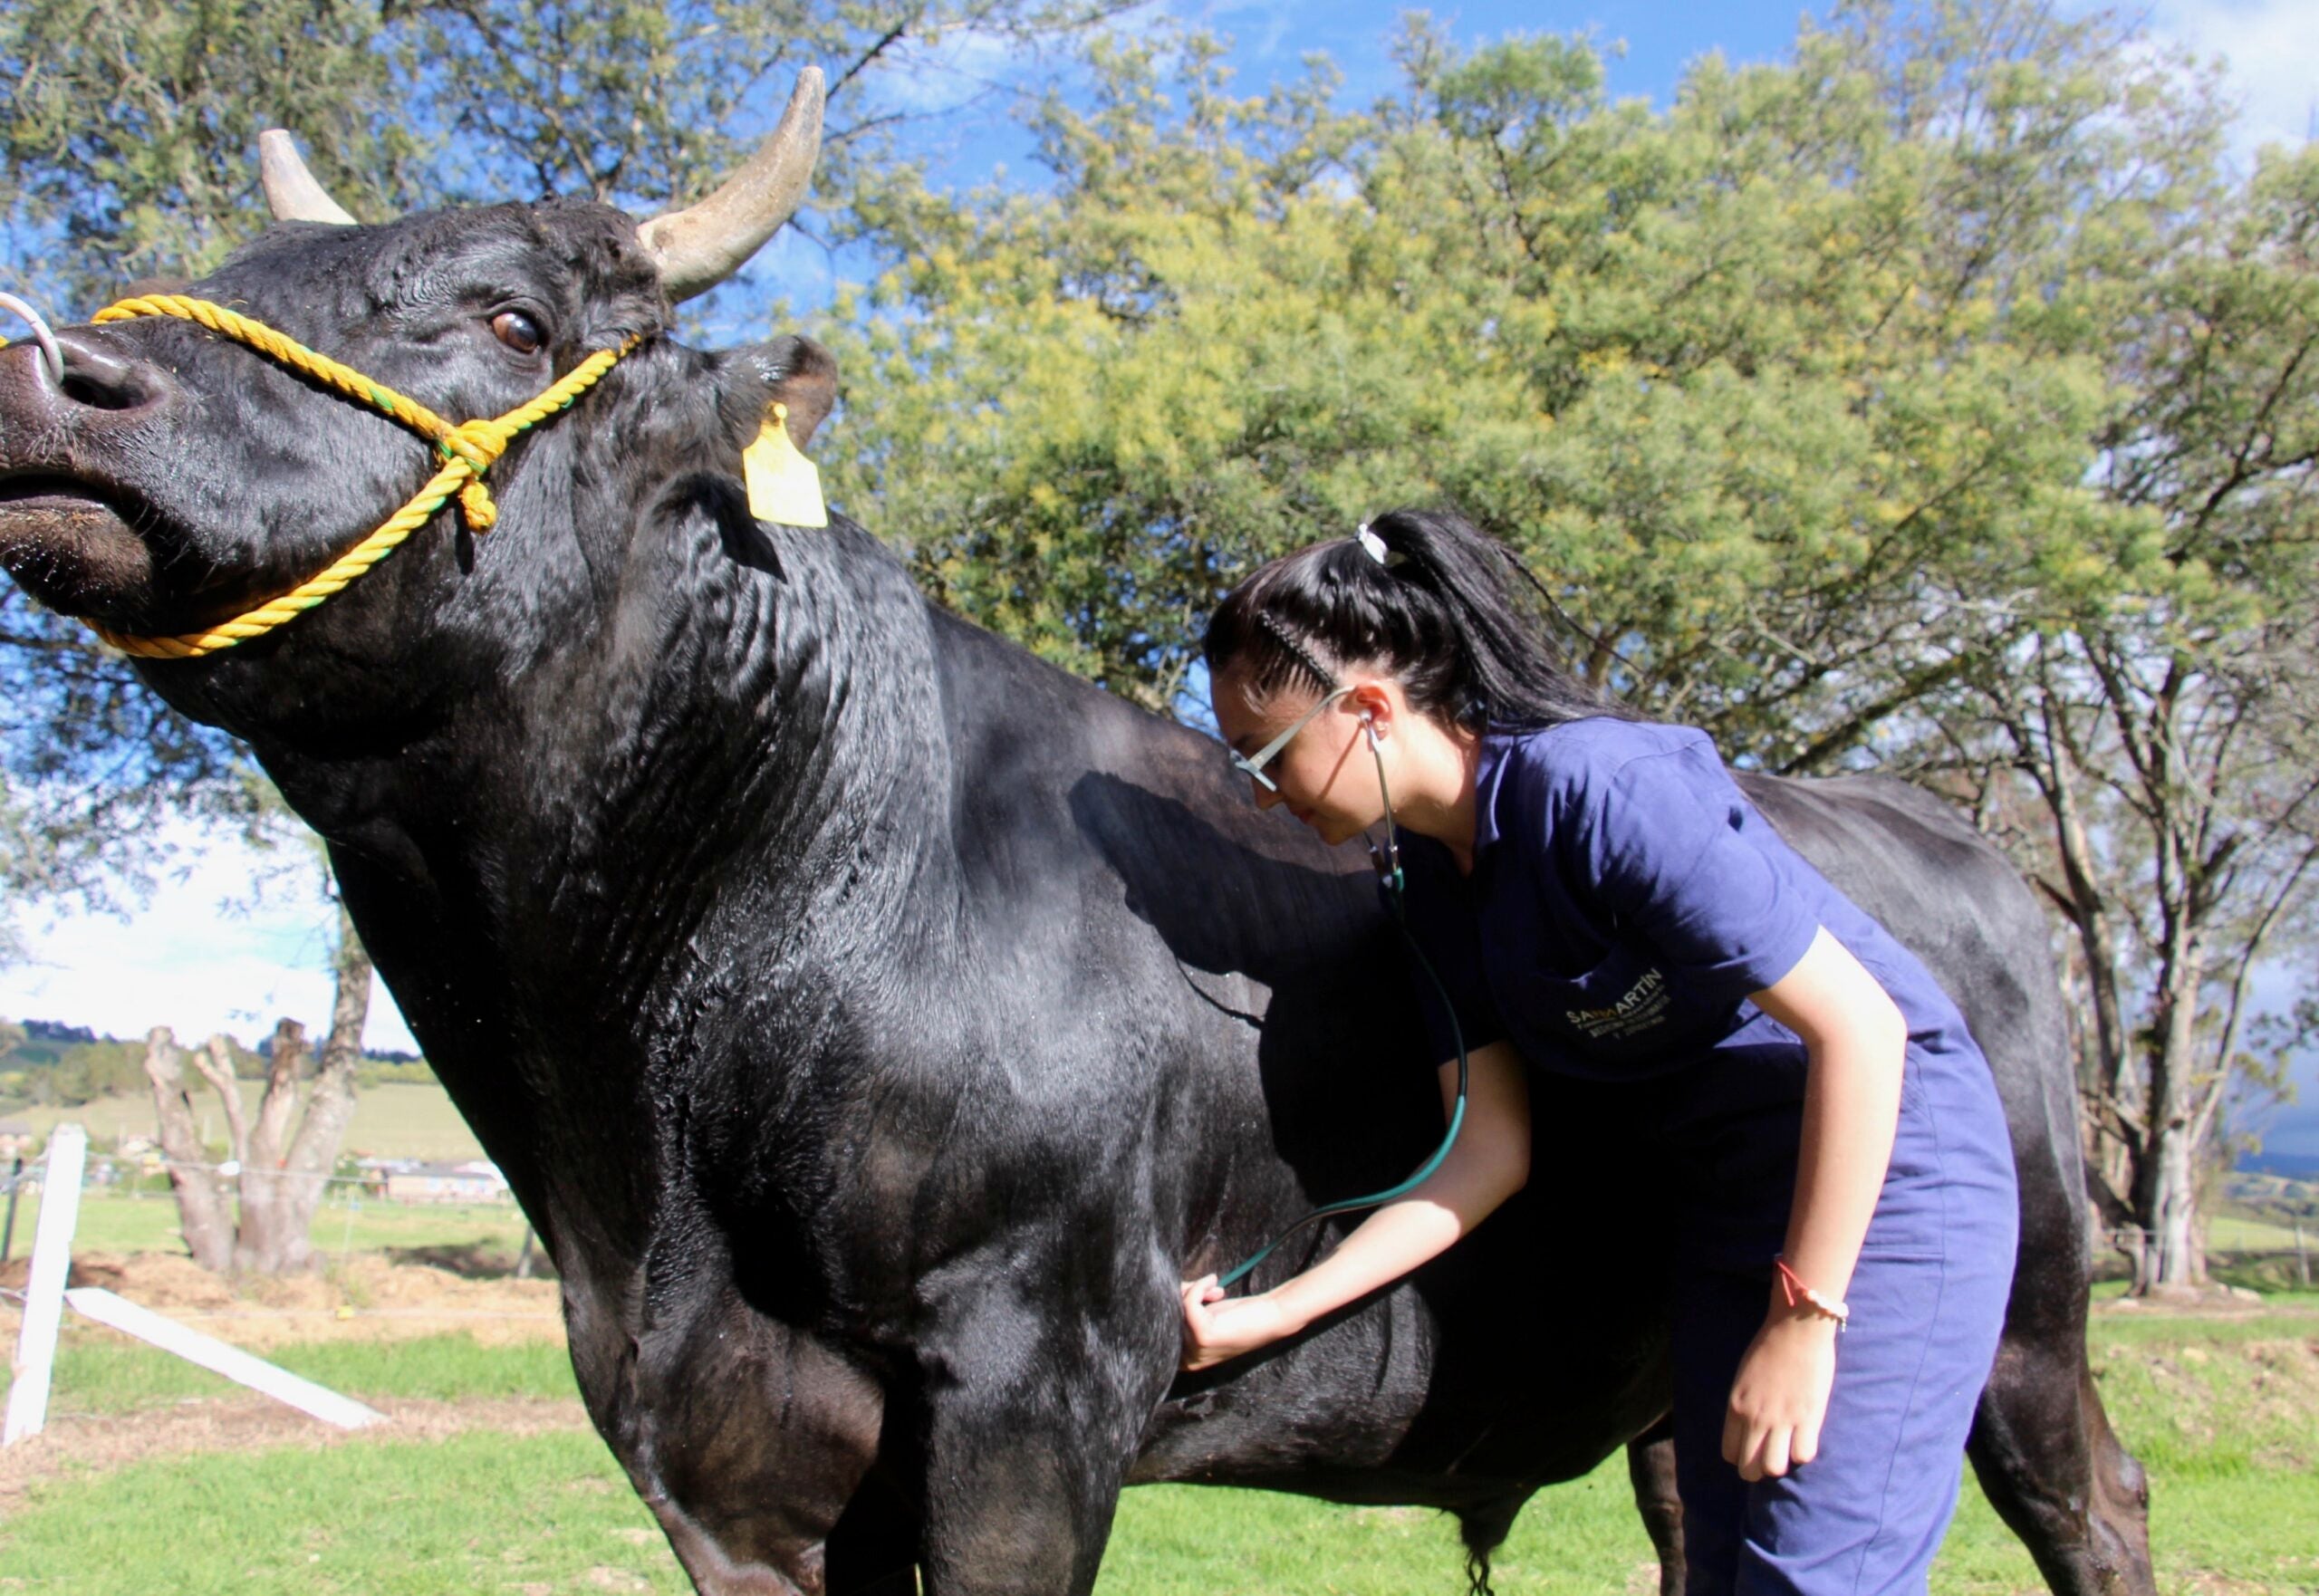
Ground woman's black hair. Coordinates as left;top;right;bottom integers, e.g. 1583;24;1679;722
1203;506;1623;732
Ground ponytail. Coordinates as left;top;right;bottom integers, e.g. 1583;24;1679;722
1204;507;1621;732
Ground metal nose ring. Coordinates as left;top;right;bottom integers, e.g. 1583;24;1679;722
0;292;66;386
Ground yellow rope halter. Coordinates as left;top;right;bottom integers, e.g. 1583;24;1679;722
82;294;642;659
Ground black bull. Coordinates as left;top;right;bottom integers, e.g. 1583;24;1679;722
0;200;2153;1594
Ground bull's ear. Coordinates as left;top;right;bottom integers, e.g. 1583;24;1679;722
733;335;838;447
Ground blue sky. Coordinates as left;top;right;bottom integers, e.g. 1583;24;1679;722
3;0;2314;1149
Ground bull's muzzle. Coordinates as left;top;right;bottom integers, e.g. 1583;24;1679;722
0;327;179;619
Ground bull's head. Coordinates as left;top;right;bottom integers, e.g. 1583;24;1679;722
0;70;836;716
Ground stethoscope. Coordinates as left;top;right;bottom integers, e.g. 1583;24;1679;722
1214;714;1472;1290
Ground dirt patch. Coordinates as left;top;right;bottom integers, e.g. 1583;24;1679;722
0;1392;592;1517
0;1250;564;1349
2091;1289;2317;1320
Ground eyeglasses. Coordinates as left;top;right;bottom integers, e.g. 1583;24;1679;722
1227;686;1354;793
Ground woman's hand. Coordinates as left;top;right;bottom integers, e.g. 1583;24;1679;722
1720;1306;1840;1481
1179;1274;1303;1370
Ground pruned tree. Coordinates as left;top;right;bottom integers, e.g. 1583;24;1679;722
137;904;377;1274
140;1028;236;1272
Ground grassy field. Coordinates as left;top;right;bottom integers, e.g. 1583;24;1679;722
9;1081;486;1161
2206;1209;2314;1253
3;1189;529;1263
3;1298;2314;1592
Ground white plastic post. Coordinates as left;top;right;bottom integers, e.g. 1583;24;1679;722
5;1123;88;1445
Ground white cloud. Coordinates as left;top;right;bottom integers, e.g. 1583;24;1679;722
0;820;419;1055
2147;0;2316;161
859;28;1048;120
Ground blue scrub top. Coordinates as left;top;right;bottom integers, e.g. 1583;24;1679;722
1397;716;1975;1084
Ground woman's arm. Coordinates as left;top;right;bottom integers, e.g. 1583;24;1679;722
1721;925;1907;1481
1179;1039;1531;1371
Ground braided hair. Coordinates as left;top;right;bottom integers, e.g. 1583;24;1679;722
1204;507;1621;731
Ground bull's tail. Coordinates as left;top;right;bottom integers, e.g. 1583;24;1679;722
1454;1497;1521;1596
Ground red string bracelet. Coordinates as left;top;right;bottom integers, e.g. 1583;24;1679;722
1775;1256;1850;1331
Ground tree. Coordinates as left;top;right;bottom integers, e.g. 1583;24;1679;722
1929;138;2319;1291
819;2;2315;1289
140;901;375;1274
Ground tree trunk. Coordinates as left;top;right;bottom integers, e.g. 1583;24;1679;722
2141;1121;2206;1292
266;907;373;1274
232;1020;310;1274
224;905;376;1274
188;1034;250;1168
140;1027;234;1272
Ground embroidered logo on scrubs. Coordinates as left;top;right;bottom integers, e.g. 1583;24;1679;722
1565;967;1672;1041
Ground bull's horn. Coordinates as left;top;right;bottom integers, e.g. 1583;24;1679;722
639;68;824;303
258;130;358;226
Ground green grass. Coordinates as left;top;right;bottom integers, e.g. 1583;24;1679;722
38;1332;577;1418
5;1308;2316;1592
2207;1211;2313;1252
0;1430;679;1596
5;1189;529;1261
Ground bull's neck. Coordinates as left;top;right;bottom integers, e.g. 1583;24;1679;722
260;496;952;1260
569;508;955;964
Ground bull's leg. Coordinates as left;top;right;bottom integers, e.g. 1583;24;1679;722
1968;1326;2153;1596
567;1278;897;1596
913;1380;1145;1596
911;1297;1176;1595
1623;1417;1685;1596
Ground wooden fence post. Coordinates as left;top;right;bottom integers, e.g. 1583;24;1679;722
1;1156;22;1263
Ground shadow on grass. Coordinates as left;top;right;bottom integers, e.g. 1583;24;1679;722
384;1241;559;1282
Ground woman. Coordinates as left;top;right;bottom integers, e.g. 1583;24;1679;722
1180;507;2018;1595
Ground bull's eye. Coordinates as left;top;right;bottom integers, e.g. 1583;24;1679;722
491;309;545;355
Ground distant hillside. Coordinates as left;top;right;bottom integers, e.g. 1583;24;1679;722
9;1080;485;1162
1;1018;435;1115
2240;1151;2319;1179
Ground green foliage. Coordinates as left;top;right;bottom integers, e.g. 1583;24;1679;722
821;5;2229;756
0;1034;143;1107
0;1024;427;1109
0;0;419;301
354;1057;439;1088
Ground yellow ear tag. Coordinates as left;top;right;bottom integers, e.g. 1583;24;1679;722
742;400;827;528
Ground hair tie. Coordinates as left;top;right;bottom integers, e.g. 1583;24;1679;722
1354;524;1406;569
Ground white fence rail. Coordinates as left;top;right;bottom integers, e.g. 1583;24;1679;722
2;1123;387;1446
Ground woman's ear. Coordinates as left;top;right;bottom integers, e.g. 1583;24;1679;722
1348;680;1396;736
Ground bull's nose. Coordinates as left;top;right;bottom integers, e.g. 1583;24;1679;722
46;326;178;417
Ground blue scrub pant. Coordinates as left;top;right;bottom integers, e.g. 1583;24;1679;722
1666;1032;2018;1595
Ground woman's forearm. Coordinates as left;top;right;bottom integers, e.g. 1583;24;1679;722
1266;1115;1529;1332
1179;1041;1529;1368
1720;928;1907;1479
1752;928;1907;1304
